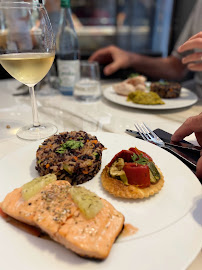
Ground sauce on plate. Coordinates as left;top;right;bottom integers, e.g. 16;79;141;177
119;223;138;238
0;207;49;238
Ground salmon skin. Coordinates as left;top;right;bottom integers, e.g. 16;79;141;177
0;180;124;259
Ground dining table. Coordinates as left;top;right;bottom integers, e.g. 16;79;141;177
0;78;202;270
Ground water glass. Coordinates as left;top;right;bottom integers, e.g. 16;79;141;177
74;61;101;102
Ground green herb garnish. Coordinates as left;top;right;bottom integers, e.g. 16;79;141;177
131;153;148;165
129;73;140;78
56;140;84;154
131;153;160;183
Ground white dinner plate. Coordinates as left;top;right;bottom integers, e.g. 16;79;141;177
103;86;198;110
0;132;202;270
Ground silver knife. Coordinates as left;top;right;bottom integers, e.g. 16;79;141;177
125;129;200;169
125;129;201;151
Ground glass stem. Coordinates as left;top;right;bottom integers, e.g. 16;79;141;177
29;86;40;127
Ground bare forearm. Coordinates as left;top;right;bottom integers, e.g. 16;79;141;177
130;53;187;80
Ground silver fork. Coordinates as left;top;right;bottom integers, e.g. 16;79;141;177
134;122;197;168
135;123;165;147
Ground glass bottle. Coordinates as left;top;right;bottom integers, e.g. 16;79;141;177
56;0;80;95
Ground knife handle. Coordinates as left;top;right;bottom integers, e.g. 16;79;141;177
165;142;201;151
163;145;197;169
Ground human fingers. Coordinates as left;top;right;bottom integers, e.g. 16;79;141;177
178;38;202;53
195;131;202;147
188;31;202;41
188;63;202;71
182;52;202;64
171;114;202;142
196;155;202;178
104;60;123;75
89;46;116;62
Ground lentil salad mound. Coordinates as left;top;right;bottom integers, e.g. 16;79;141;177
36;131;105;185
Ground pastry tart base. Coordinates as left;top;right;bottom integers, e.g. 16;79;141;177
101;166;164;199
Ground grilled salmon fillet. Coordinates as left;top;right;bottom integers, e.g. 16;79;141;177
0;180;124;259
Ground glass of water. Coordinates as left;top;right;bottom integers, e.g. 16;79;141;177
74;61;101;102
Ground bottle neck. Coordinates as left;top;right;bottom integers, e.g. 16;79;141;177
61;0;70;8
59;5;75;32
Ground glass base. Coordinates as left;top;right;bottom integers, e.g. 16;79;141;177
16;123;58;141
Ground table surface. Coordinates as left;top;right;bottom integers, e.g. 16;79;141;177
0;79;201;269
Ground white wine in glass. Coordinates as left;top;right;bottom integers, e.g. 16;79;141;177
0;1;57;140
0;53;55;86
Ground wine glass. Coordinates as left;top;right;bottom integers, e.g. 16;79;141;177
0;1;57;140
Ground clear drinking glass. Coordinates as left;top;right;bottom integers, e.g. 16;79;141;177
73;61;101;102
0;1;57;140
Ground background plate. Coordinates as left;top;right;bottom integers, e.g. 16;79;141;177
103;86;198;110
0;132;201;270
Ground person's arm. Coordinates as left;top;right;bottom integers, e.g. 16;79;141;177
128;53;186;80
89;45;187;80
90;1;201;80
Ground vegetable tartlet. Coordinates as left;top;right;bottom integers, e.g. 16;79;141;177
101;147;164;199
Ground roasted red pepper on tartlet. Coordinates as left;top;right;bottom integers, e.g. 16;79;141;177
101;147;164;199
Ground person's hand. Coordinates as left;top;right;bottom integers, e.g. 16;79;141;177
171;113;202;178
89;45;134;76
178;31;202;71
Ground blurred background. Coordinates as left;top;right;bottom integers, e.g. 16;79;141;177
0;0;197;80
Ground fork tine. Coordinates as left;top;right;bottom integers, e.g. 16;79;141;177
142;122;155;138
135;123;151;141
143;123;163;142
134;123;147;141
140;123;152;140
